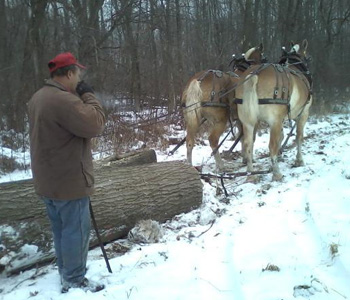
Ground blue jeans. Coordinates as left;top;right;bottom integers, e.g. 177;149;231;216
42;196;91;284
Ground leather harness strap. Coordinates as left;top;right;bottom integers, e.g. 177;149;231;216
235;61;311;108
272;64;279;99
201;102;229;108
234;98;289;105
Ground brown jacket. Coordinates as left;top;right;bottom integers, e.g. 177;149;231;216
28;79;105;200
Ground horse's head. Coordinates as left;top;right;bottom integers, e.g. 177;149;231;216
287;39;312;66
290;40;305;55
229;43;267;72
228;53;246;71
280;39;312;85
244;43;267;64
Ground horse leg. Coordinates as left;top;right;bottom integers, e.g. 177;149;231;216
185;115;200;166
186;133;195;165
269;122;283;181
277;127;285;161
242;123;255;172
294;110;309;167
237;121;255;165
250;123;260;164
239;74;259;167
234;120;248;164
279;127;284;149
241;123;258;165
209;121;227;171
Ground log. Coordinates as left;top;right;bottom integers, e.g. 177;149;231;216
97;148;157;167
0;152;202;275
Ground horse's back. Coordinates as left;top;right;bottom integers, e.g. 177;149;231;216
243;64;311;122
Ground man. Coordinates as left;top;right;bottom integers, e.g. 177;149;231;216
28;52;106;293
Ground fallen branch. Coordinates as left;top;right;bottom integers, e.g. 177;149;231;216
200;169;271;180
197;220;215;238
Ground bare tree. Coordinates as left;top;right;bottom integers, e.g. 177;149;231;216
0;0;350;134
14;0;48;131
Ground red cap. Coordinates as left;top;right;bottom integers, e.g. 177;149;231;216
48;52;86;73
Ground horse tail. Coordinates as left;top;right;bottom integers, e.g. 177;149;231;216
241;74;259;126
182;79;202;130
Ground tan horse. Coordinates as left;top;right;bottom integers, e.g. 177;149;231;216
237;40;312;180
181;45;265;170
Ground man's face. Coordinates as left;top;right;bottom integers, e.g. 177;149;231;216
67;68;82;91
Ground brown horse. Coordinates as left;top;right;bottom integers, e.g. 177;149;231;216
181;44;265;171
237;40;312;180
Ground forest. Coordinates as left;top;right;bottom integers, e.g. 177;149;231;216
0;0;349;136
1;2;350;298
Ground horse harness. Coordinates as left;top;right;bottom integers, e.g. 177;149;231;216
196;57;262;110
191;69;236;109
178;52;312;156
235;63;293;122
181;53;312;119
234;55;312;122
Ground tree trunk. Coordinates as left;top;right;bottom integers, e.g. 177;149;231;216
12;0;48;132
0;156;202;274
241;0;254;51
120;0;142;111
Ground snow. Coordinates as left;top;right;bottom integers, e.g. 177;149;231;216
0;169;32;183
1;113;350;300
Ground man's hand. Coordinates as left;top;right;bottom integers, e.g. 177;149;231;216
76;81;94;96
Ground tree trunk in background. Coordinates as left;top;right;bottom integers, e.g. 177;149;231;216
280;0;302;44
0;0;6;129
174;0;184;98
71;0;105;85
241;0;254;52
13;0;48;132
0;159;203;274
0;0;350;130
120;0;142;111
160;0;176;114
149;0;161;105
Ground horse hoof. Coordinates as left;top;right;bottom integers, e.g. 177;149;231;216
278;156;285;162
293;159;305;167
215;165;224;172
272;173;283;181
246;175;261;184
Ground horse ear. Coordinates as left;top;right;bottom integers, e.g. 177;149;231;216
281;46;287;55
302;39;308;51
259;43;264;52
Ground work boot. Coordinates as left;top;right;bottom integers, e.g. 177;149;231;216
61;277;105;293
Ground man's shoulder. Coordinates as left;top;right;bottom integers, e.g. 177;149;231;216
43;79;67;91
29;86;80;115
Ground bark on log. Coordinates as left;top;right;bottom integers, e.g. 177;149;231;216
0;153;202;275
97;148;157;167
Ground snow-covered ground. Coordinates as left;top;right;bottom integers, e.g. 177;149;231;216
0;113;349;300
